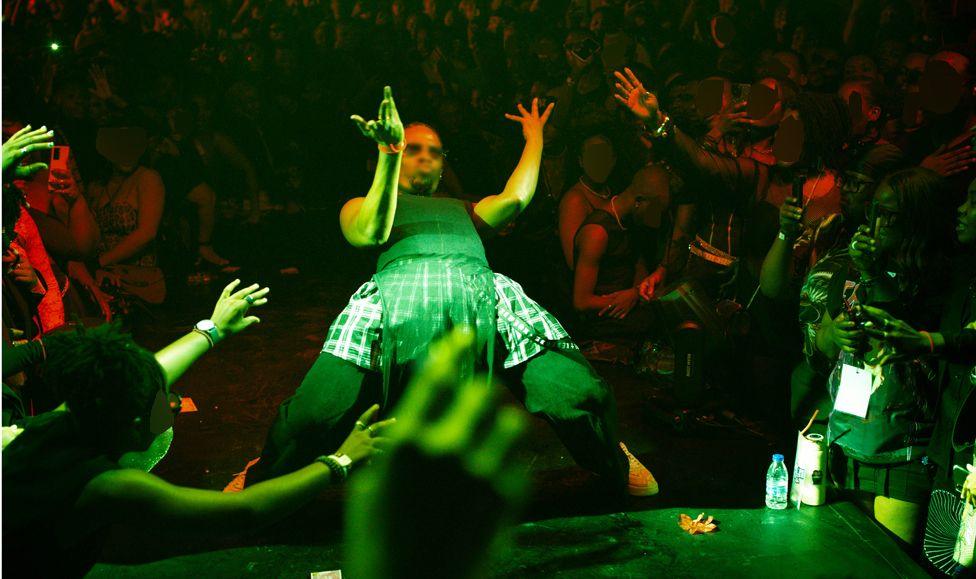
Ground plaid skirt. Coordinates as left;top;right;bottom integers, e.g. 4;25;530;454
323;272;575;371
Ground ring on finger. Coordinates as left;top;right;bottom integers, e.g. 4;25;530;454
367;425;375;436
245;295;255;305
355;420;367;430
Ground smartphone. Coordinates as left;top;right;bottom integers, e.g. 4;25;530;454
791;172;805;208
870;204;881;238
50;146;70;173
844;298;866;333
49;146;72;192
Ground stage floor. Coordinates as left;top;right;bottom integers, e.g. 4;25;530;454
89;502;924;578
86;264;928;578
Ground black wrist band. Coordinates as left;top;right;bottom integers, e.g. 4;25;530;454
315;455;347;482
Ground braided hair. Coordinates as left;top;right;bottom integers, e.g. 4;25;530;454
788;92;852;170
42;324;165;450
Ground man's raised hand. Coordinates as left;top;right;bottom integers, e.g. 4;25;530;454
2;125;55;181
613;67;660;123
351;86;405;148
504;97;554;144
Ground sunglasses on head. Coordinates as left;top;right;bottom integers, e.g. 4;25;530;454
404;143;447;160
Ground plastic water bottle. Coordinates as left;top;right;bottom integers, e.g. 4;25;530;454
765;453;789;509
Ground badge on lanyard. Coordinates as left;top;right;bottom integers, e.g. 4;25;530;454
834;362;872;418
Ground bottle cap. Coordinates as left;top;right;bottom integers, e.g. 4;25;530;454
772;453;784;461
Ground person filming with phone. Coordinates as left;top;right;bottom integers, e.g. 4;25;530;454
811;167;959;547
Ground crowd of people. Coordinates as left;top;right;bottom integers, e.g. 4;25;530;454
2;0;976;576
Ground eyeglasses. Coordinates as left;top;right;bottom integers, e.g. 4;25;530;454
404;143;447;160
870;202;901;226
839;172;875;194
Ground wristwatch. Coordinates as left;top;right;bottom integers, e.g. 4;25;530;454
193;319;222;348
317;453;352;482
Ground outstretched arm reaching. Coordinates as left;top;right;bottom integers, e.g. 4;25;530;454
340;86;406;247
612;68;765;202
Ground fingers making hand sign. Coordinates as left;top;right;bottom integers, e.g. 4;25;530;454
351;86;405;148
504;97;554;144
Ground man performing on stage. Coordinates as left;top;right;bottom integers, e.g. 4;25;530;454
249;86;657;497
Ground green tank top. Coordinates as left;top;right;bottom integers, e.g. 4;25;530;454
376;194;488;272
372;194;496;405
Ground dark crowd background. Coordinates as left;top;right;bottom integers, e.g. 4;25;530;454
2;0;973;318
2;0;976;573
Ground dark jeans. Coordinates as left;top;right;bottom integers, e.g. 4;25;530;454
248;347;629;488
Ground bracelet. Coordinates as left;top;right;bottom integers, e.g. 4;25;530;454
920;331;935;354
777;230;795;242
315;455;348;482
191;328;215;349
379;141;405;155
644;113;673;139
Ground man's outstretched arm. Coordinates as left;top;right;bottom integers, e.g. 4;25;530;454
339;86;405;247
473;98;554;231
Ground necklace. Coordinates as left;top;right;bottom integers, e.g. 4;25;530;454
610;196;627;230
802;170;825;210
578;177;611;200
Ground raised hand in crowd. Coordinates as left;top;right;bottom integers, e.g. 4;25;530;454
351;86;405;149
2;125;55;181
209;279;270;338
153;279;270;388
347;327;528;579
89;65;127;109
613;67;660;124
707;101;752;142
504;97;555;144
